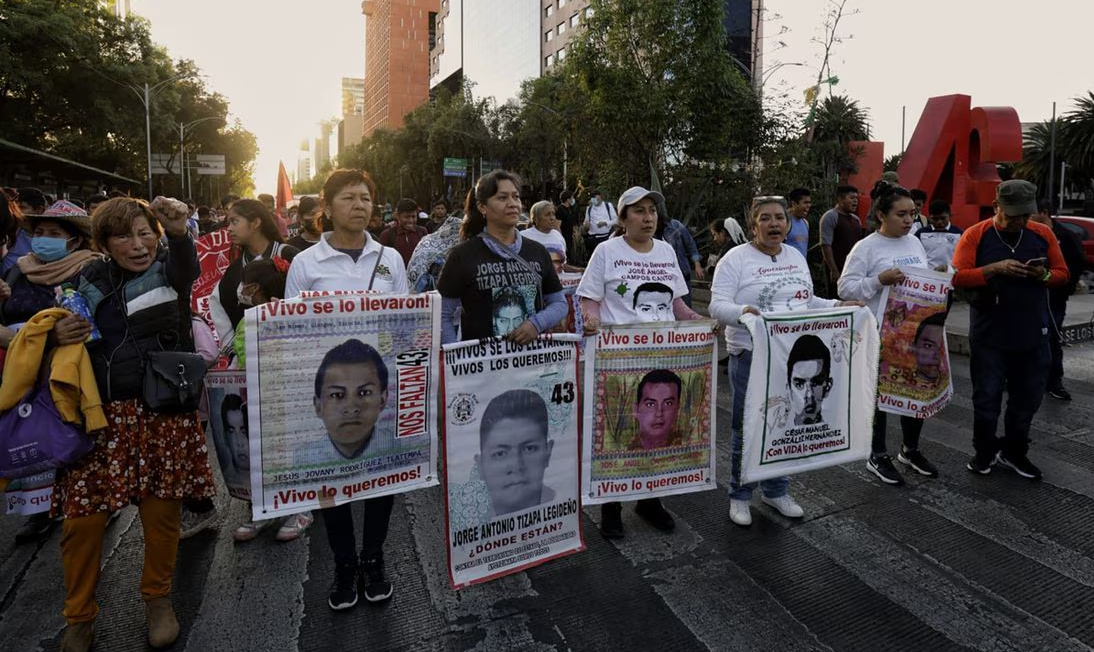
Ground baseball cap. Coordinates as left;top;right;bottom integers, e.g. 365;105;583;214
616;186;665;217
996;180;1037;216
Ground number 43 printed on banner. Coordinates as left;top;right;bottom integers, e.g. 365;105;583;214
551;382;575;405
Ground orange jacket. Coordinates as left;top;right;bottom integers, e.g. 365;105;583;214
951;219;1067;288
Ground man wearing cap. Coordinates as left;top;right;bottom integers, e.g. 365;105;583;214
952;180;1068;480
582;189;617;257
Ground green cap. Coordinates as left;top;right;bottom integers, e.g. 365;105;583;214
996;179;1037;216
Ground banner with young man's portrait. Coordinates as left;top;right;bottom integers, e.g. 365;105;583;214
582;321;718;504
876;267;953;418
244;294;440;519
441;335;584;588
739;307;879;484
206;371;251;499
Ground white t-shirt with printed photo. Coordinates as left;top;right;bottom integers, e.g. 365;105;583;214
576;236;689;326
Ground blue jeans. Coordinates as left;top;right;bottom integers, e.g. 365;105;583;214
969;339;1050;459
729;350;790;500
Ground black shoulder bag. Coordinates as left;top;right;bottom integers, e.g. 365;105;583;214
114;272;206;414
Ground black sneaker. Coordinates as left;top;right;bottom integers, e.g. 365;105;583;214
360;557;393;603
995;452;1043;480
897;446;939;478
328;561;359;611
867;454;905;486
1048;385;1072;401
966;453;994;475
600;503;624;539
14;513;57;544
634;498;675;532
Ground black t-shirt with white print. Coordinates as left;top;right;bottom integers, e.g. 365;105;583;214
437;236;563;340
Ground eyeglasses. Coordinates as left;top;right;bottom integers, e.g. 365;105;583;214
752;195;787;206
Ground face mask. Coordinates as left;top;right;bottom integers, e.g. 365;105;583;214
591;197;602;206
31;236;72;262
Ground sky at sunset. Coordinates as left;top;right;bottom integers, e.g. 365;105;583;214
129;0;1091;195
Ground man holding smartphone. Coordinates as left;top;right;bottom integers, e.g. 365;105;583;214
951;180;1068;481
1033;200;1087;401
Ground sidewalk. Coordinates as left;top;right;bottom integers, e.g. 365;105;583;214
946;293;1094;355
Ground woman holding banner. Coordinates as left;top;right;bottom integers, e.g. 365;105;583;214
436;170;567;345
838;181;936;486
577;186;703;539
284;169;408;613
710;196;858;527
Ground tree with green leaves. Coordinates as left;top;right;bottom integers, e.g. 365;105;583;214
0;0;256;199
559;0;762;228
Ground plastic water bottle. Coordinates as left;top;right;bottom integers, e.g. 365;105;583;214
56;284;102;342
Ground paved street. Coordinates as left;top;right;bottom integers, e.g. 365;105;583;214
6;329;1094;651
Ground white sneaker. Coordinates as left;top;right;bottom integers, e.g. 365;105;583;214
762;494;805;519
275;511;314;542
729;499;752;527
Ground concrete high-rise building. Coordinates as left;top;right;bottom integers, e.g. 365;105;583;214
340;77;366;152
430;0;540;103
104;0;130;18
296;140;312;185
540;0;762;79
435;0;761;100
724;0;764;91
361;0;440;135
540;0;590;74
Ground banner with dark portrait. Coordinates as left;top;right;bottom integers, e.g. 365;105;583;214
244;294;440;519
441;335;584;588
876;267;953;418
582;321;718;504
207;371;251;499
739;307;879;483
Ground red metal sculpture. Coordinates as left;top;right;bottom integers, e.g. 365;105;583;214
844;94;1023;229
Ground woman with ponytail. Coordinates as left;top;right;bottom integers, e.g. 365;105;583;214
436;170;567;344
838;181;937;486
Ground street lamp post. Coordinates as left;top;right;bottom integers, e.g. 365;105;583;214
124;72;191;199
173;116;224;199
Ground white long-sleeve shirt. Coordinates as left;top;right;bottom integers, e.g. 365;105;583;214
837;232;928;319
708;243;837;354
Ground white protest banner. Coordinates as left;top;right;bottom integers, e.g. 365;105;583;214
206;371;250;500
876;267;953;418
3;470;54;515
582;321;718;504
245;293;440;519
739;307;879;483
442;335;584;588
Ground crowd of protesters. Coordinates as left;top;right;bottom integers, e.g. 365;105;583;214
0;168;1079;651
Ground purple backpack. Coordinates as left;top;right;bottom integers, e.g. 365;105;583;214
0;380;94;479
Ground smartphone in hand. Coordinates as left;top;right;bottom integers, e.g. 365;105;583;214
1025;257;1048;268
